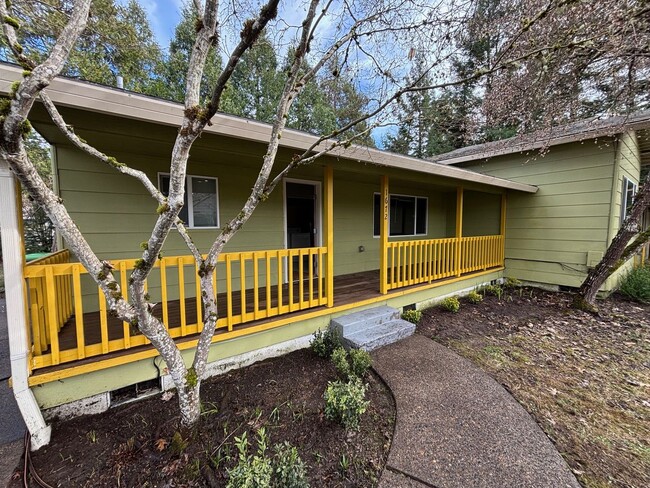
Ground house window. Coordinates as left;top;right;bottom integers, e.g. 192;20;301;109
621;177;637;225
373;193;428;237
158;174;219;228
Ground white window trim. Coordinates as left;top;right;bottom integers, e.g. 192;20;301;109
373;192;428;238
158;172;220;229
621;176;638;225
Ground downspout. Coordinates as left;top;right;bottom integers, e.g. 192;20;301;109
0;160;51;449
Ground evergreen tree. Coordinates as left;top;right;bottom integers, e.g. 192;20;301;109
1;0;163;91
149;5;222;102
220;34;283;122
320;59;375;146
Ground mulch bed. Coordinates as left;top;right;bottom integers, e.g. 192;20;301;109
10;349;395;487
418;286;650;488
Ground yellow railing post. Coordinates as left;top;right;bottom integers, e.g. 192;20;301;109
324;165;334;307
380;175;389;294
500;193;507;265
455;187;464;277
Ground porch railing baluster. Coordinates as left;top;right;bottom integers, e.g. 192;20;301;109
384;235;505;291
22;246;334;370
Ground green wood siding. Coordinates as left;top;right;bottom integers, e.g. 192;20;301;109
463;190;501;236
604;131;642;291
36;106;503;311
459;140;620;289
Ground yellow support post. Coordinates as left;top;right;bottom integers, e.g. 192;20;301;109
324;165;335;307
500;193;507;265
380;175;389;294
455;187;463;277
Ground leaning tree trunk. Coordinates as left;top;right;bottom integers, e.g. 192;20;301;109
574;174;650;310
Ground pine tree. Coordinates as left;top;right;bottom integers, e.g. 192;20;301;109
1;0;163;91
220;34;283;123
149;5;221;102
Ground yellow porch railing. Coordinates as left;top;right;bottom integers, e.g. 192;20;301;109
459;235;504;274
23;246;329;369
385;235;504;291
26;250;73;356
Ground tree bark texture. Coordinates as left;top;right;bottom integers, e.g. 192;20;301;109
575;171;650;309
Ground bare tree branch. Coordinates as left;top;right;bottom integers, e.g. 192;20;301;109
38;92;203;262
207;0;281;119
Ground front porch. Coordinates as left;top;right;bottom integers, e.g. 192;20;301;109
18;164;509;387
24;236;504;384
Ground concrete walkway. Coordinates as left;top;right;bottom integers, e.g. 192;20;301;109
373;334;580;488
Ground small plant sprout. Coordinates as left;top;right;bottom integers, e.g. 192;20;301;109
467;290;483;304
270;405;281;423
485;284;503;300
401;309;422;324
86;430;97;443
440;296;460;313
310;327;342;358
339;453;350;473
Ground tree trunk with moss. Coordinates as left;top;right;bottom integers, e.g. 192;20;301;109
574;173;650;310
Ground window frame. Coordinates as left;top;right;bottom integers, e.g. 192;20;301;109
620;176;638;226
158;173;220;229
373;192;428;238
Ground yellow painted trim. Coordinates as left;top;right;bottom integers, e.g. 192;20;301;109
27;267;503;386
380;175;389;294
455;187;464;277
500;193;507;263
324;165;334;306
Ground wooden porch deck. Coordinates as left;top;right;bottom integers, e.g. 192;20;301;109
55;270;383;352
29;265;503;383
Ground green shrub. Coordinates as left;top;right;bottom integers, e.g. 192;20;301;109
227;429;310;488
401;309;422;324
331;347;351;379
348;348;372;378
272;442;309;488
227;429;273;488
619;265;650;304
331;347;372;380
504;277;522;288
440;296;460;313
310;327;341;358
484;284;503;299
324;378;369;430
467;290;483;304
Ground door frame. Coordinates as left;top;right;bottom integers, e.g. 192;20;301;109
283;177;323;282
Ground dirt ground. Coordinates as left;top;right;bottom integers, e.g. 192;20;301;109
10;349;395;487
418;286;650;488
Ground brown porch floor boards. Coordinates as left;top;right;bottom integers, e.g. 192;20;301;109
54;270;382;352
31;267;500;377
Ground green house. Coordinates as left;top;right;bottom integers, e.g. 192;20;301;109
0;62;646;447
433;115;650;291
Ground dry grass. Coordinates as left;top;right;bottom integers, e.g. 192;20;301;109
428;292;649;488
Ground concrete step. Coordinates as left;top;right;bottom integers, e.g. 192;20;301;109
331;305;400;337
341;319;416;352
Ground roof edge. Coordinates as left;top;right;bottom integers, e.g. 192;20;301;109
0;63;537;193
434;113;650;166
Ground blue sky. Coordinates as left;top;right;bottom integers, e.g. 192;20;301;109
118;1;394;146
119;0;184;49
